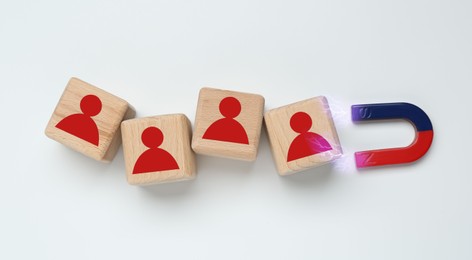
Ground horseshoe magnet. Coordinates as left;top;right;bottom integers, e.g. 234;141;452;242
351;102;433;168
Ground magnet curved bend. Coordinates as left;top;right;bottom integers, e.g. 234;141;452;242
351;102;433;168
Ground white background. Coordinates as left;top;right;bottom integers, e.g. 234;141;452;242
1;0;471;259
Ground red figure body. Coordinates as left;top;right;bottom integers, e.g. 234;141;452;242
202;96;249;144
133;126;179;174
287;112;332;162
56;94;101;146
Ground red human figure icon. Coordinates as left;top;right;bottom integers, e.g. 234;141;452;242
133;126;179;174
287;112;333;162
202;96;249;144
56;94;101;146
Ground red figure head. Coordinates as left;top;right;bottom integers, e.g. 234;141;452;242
219;97;241;119
290;112;312;133
80;95;102;117
141;126;164;148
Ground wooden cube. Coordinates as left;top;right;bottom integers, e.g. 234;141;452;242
264;96;343;175
192;87;265;161
121;114;196;185
45;77;135;162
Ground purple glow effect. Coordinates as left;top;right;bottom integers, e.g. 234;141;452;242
325;95;351;128
324;95;357;174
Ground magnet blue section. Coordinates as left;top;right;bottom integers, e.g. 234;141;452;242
351;102;433;131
